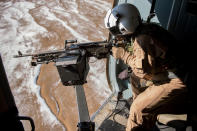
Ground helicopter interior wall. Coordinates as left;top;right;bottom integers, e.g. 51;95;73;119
167;0;197;40
154;0;177;29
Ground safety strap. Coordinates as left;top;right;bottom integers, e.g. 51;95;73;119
147;0;157;23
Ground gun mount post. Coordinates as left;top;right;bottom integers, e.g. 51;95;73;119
75;85;95;131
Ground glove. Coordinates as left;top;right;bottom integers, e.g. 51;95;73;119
112;47;125;59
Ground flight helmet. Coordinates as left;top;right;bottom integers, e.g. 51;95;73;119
104;3;141;36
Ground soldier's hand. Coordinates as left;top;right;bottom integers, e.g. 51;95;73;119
112;47;125;59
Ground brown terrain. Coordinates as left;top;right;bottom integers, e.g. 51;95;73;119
0;0;113;130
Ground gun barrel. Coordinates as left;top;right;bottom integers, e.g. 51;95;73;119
13;54;33;58
13;49;65;58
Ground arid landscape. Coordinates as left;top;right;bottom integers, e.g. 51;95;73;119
0;0;113;130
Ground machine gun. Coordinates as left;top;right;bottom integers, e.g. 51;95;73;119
13;38;129;131
14;40;109;65
13;39;127;86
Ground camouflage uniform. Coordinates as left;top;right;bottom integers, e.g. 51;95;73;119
116;24;188;130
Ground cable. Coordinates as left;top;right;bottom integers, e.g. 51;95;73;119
112;107;127;123
103;91;122;121
103;98;119;121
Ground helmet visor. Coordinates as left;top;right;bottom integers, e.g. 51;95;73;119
104;9;122;36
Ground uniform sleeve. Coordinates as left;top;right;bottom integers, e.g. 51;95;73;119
121;35;159;79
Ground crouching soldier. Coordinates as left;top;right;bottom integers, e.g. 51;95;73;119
104;3;188;131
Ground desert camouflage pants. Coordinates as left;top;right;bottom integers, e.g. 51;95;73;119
126;73;188;131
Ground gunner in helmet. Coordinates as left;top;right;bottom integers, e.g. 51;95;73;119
104;3;188;131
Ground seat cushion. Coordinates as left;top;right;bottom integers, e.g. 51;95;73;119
157;114;187;125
